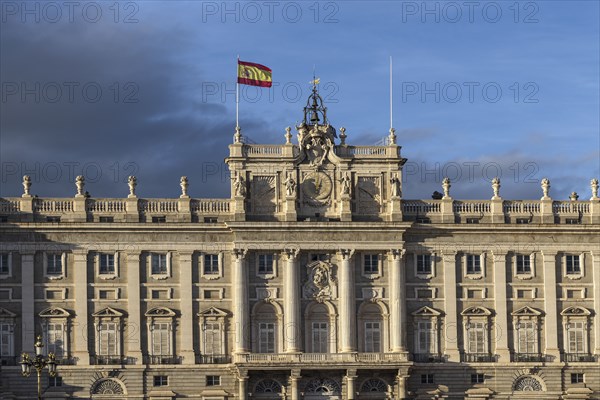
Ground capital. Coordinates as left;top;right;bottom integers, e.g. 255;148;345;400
339;248;355;260
284;247;300;260
390;249;406;260
233;248;248;261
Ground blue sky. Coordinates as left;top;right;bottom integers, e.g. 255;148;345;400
1;0;598;200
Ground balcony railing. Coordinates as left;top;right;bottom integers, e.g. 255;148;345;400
512;353;547;363
233;352;409;364
562;353;598;363
412;353;447;363
461;353;497;363
196;354;232;364
91;355;136;365
144;355;182;365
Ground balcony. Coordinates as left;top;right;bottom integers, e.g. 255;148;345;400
562;353;598;363
196;354;231;364
512;353;548;363
233;352;409;365
144;355;182;365
91;355;136;365
461;353;497;363
412;353;447;363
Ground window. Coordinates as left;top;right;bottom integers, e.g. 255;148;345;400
312;322;329;353
467;322;486;354
516;255;531;274
204;254;219;275
0;253;10;276
154;375;168;387
471;374;485;384
466;289;484;299
516;321;537;354
258;322;275;353
571;373;584;384
152;216;166;223
203;322;222;355
466;218;479;224
566;218;580;225
364;254;379;274
151;253;168;276
203;290;220;299
416;321;435;354
151;290;169;300
516;218;529;224
466;254;481;275
566;289;583;299
566;255;580;275
206;375;221;386
416;288;433;299
364;322;381;353
46;216;61;223
0;323;14;357
45;290;64;300
99;253;115;275
420;374;434;384
98;322;118;355
311;253;329;262
46;254;63;276
416;254;432;275
516;289;534;299
416;217;430;223
98;290;117;300
567;321;586;353
204;217;218;223
258;254;274;275
0;290;10;300
48;376;63;387
99;216;114;223
46;323;65;357
150;322;170;356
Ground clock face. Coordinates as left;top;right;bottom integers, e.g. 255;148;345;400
302;171;332;205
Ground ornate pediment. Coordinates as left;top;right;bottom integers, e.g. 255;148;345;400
561;306;591;316
0;307;16;318
197;307;229;318
39;307;70;318
512;306;542;316
92;306;124;318
461;306;492;316
412;306;442;317
145;307;176;317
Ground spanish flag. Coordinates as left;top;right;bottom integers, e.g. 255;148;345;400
237;60;272;87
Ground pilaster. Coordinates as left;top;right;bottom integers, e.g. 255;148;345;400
542;251;560;359
492;251;510;361
290;369;301;400
126;251;143;364
442;250;459;361
20;252;35;354
340;194;352;222
233;249;249;353
72;250;89;365
346;370;357;400
339;249;356;352
179;251;196;363
389;249;407;353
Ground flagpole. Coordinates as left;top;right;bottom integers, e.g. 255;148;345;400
236;55;240;129
389;55;393;131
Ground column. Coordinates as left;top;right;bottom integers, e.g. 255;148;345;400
178;251;196;363
21;252;35;354
290;369;301;400
346;370;357;400
339;249;356;352
72;250;89;364
542;251;560;359
442;251;459;361
492;251;510;361
396;372;408;400
237;373;248;400
389;249;407;353
233;249;249;353
592;252;600;355
284;249;301;352
125;252;143;364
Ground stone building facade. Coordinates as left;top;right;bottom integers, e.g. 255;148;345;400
0;88;599;399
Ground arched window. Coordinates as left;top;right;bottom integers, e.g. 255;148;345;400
360;378;388;392
358;303;385;353
253;302;280;353
305;302;334;353
255;379;283;393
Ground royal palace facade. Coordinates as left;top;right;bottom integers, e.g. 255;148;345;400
0;90;599;400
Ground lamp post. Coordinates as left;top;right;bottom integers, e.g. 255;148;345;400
20;335;57;400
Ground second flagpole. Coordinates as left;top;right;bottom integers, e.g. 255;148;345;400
236;55;240;130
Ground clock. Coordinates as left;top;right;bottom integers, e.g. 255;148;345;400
302;171;332;205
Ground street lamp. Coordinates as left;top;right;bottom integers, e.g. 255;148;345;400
20;335;58;400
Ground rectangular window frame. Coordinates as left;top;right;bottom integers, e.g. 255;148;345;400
201;253;223;280
0;253;12;278
256;253;277;279
96;252;118;279
564;254;584;279
364;321;382;353
464;253;485;279
415;253;434;278
44;252;66;280
150;252;171;279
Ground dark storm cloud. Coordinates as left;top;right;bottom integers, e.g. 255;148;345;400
0;9;274;199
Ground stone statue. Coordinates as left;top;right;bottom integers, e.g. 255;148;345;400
492;177;501;199
339;127;347;145
388;127;396;145
75;175;85;196
284;174;296;197
284;127;292;144
442;177;451;199
340;173;351;196
22;175;32;197
541;178;550;199
591;178;599;200
128;176;137;198
180;176;189;198
233;174;246;197
390;175;401;198
569;192;579;201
